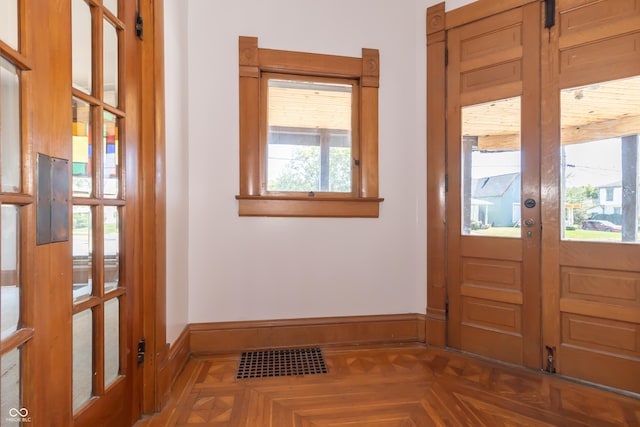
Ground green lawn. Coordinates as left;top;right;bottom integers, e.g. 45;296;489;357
471;227;637;241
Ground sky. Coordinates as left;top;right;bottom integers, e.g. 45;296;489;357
471;137;628;189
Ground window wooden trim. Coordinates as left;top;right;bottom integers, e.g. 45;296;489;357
236;36;383;218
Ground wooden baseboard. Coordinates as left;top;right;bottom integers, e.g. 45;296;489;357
157;325;190;408
189;313;426;355
426;307;447;347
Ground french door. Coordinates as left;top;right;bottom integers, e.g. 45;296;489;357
0;0;143;425
70;0;142;424
444;0;640;393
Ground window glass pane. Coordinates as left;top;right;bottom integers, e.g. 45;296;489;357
561;76;640;243
266;79;353;193
104;297;119;387
73;309;93;412
1;56;21;193
72;206;92;303
103;0;117;16
103;206;119;292
461;97;522;237
1;205;19;340
103;112;119;198
0;0;18;50
72;0;92;93
1;347;21;424
73;98;92;197
103;20;118;106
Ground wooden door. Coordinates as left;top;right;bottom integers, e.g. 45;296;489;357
0;1;142;425
541;0;640;393
434;0;640;395
446;1;542;368
70;0;143;425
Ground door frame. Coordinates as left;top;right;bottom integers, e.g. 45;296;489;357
139;0;171;416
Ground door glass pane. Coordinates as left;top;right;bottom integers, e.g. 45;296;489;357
73;206;93;303
0;0;18;50
72;0;92;93
561;76;640;243
73;98;93;197
73;309;93;412
1;347;21;425
103;206;119;292
1;205;20;340
103;112;119;198
104;297;119;387
103;20;118;106
461;97;522;237
103;0;118;16
1;57;21;193
266;78;353;193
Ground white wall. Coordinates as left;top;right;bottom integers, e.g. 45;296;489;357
163;0;478;333
164;0;189;343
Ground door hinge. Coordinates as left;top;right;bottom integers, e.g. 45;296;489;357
135;12;144;40
445;301;449;317
545;345;556;373
543;0;556;29
137;338;146;365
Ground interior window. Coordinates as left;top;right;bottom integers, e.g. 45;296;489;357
236;36;383;217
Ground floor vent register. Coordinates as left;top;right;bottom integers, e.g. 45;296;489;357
236;347;328;379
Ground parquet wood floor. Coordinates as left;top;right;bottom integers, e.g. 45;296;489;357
136;344;640;426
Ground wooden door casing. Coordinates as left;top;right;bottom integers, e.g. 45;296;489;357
445;1;542;369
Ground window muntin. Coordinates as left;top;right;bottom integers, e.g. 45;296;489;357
265;76;355;194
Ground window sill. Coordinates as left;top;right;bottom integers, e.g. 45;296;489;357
235;195;384;218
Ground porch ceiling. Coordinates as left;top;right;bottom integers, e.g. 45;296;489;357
462;75;640;151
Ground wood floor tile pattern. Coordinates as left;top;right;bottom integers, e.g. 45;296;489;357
137;344;640;426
